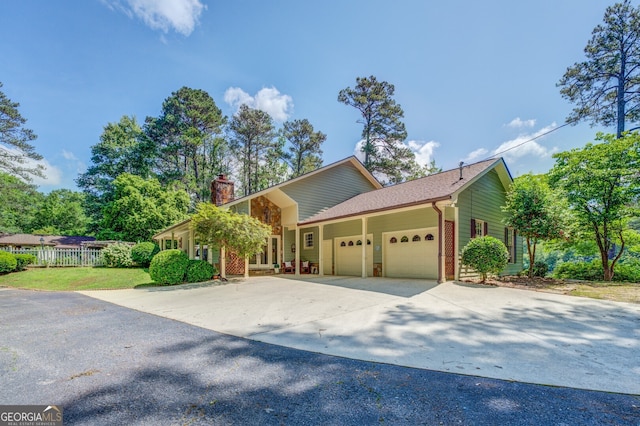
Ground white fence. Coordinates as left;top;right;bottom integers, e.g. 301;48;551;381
1;247;104;267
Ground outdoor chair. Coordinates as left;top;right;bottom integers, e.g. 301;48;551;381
283;261;295;273
300;260;310;274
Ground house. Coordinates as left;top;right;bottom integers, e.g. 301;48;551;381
0;234;96;249
153;156;522;281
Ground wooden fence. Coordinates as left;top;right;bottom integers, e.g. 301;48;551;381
1;247;104;267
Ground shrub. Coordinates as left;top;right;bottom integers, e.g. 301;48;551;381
532;261;548;278
149;249;189;285
553;260;603;281
131;242;160;267
0;251;18;274
614;258;640;282
461;236;509;283
186;259;216;283
14;254;37;271
101;242;134;268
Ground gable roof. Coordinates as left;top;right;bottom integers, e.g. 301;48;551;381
223;156;382;208
299;158;511;225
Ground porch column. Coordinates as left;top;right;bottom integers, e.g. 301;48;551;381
244;257;249;278
432;202;444;283
294;227;300;276
361;217;366;278
220;247;226;279
318;224;324;277
188;228;195;259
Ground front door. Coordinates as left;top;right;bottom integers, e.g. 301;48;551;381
251;235;280;268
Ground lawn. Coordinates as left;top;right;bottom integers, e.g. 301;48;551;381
0;267;154;291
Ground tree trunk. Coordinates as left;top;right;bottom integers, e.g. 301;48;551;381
526;236;536;278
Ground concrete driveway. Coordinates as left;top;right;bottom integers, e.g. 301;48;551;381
80;276;640;395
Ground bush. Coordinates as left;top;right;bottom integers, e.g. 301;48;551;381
614;258;640;282
131;242;160;267
532;261;548;277
14;254;37;271
0;251;18;274
461;236;509;283
554;260;603;281
101;242;134;268
186;259;216;283
149;249;189;285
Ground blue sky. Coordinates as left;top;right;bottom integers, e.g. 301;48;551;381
0;1;620;190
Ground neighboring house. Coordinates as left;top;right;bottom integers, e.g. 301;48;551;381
153;156;522;281
0;234;96;249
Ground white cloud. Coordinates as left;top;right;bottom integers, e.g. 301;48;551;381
103;0;205;36
61;150;78;161
224;86;294;122
493;122;558;163
407;140;439;167
506;117;536;128
26;158;62;187
462;148;489;164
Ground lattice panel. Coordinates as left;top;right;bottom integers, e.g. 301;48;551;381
225;251;245;275
445;220;455;280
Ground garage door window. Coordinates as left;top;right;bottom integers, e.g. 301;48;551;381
412;235;421;242
390;237;397;244
400;236;409;243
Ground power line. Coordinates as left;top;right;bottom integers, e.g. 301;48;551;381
484;121;573;161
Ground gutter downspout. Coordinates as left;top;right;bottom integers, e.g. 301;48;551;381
432;202;443;284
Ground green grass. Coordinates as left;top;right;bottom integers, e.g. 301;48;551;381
0;267;154;291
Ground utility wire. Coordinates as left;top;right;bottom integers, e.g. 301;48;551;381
484;121;573;161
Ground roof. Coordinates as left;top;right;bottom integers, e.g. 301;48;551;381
223;156;382;208
0;234;96;248
299;158;510;225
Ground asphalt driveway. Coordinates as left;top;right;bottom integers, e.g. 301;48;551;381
80;275;640;395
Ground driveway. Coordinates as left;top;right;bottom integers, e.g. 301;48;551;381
80;276;640;395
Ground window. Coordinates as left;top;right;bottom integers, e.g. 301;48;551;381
356;240;362;246
303;232;314;249
390;237;397;244
348;240;354;246
400;236;409;243
340;241;346;247
471;219;487;238
412;235;421;242
425;234;434;241
505;227;517;263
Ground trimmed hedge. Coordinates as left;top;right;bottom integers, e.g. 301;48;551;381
101;242;134;268
0;251;18;274
461;236;509;283
131;242;160;267
186;259;216;283
149;249;189;285
14;254;37;271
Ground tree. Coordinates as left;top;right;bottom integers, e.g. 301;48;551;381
191;203;272;261
228;104;278;195
502;174;566;278
0;82;44;180
548;132;640;281
145;87;227;203
338;75;419;184
461;236;510;283
30;189;90;236
98;173;190;242
0;171;42;233
281;119;325;177
77;115;153;229
558;1;640;138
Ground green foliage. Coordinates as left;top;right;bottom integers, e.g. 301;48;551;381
0;251;17;274
131;242;160;267
145;87;227;202
186;259;216;283
0;171;43;233
282;119;326;177
0;82;44;180
13;254;36;271
149;249;189;285
191;203;272;260
558;1;640;137
554;260;604;281
461;236;509;283
100;242;134;268
338;75;419;184
502;173;566;277
532;261;549;278
228;104;279;196
549;132;640;280
98;173;190;242
29;189;90;236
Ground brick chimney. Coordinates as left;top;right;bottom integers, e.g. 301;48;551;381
211;174;235;206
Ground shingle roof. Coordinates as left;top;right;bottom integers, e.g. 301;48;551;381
0;234;96;248
299;158;505;225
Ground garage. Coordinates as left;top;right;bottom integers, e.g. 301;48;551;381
383;227;438;279
335;234;373;276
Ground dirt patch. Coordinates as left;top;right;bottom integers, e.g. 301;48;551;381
461;276;640;304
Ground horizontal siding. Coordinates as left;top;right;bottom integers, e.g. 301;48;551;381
458;169;522;277
281;163;378;221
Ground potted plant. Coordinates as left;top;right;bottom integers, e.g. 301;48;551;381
273;264;280;274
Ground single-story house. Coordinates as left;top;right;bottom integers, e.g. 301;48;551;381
0;234;97;249
153;156;522;281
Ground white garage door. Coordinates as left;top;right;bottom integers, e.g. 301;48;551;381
335;235;373;276
384;227;438;279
